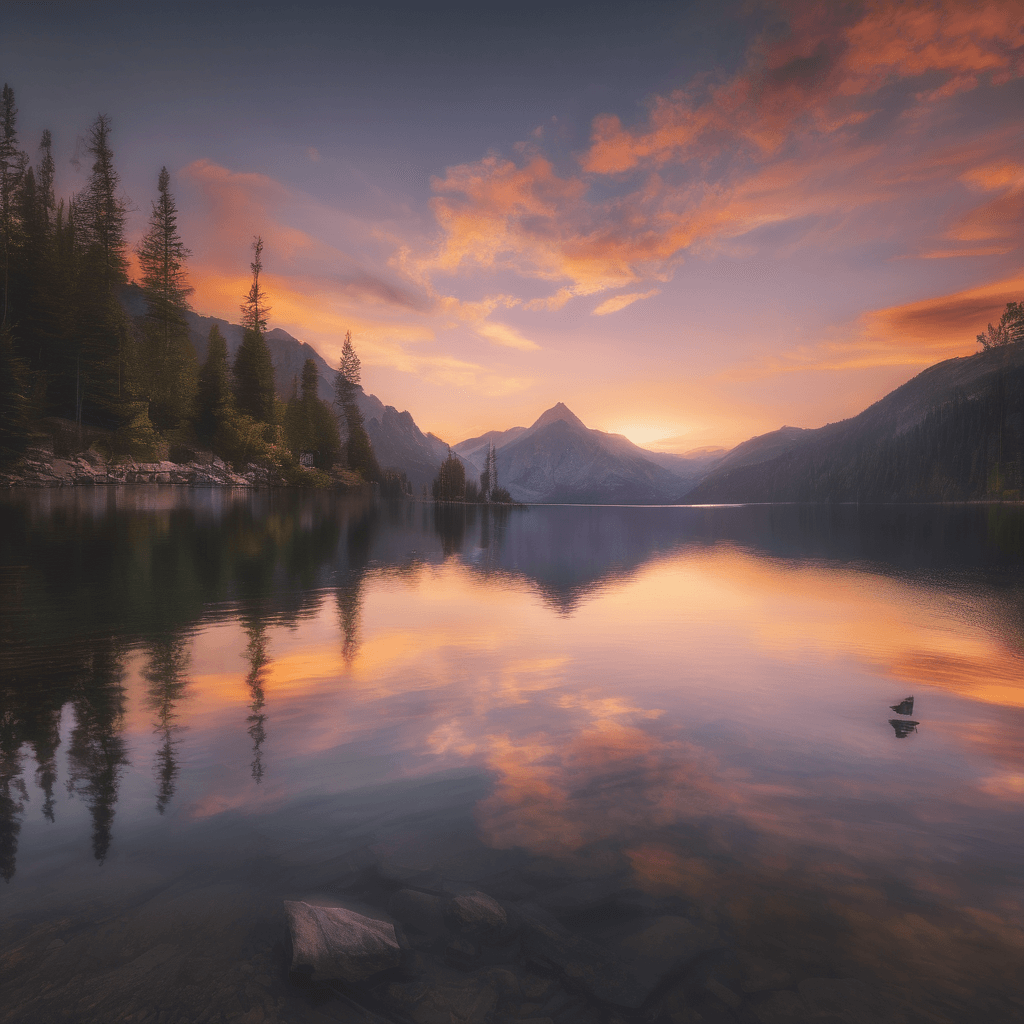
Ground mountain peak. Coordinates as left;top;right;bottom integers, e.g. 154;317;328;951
530;402;587;432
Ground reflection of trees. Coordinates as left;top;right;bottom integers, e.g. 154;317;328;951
143;634;192;814
30;709;61;824
336;507;377;664
242;618;269;785
67;640;129;863
433;502;467;558
0;703;27;882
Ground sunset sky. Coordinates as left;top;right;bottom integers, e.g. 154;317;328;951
3;0;1023;449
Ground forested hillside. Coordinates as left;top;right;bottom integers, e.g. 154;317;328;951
0;84;377;484
684;340;1024;504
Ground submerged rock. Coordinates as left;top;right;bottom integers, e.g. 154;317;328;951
516;902;648;1008
284;901;401;983
448;891;507;933
613;915;718;998
388;889;448;941
386;967;499;1024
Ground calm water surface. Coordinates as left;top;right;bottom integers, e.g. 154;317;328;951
1;490;1022;1024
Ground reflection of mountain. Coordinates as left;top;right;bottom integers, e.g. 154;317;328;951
361;501;1024;620
3;491;1024;877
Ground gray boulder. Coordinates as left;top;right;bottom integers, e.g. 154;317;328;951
284;901;401;983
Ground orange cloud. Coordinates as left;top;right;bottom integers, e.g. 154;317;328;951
474;321;540;351
417;2;1023;321
735;271;1024;378
863;272;1024;354
580;0;1024;176
592;288;660;316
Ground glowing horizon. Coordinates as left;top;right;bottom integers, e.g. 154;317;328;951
4;0;1022;450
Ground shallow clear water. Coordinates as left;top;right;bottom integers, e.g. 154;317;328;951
1;489;1022;1024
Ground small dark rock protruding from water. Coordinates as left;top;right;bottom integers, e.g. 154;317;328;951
890;696;914;715
889;718;919;738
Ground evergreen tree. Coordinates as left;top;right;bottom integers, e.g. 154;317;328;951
977;302;1024;349
432;446;466;501
240;234;270;333
136;167;196;429
284;357;341;469
76;114;138;429
233;237;276;422
36;130;55;226
0;84;26;333
0;324;32;466
195;324;234;447
333;331;379;480
50;198;83;423
233;327;276;422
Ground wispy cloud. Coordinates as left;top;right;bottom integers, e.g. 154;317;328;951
412;0;1024;333
475;321;540;351
592;289;660;316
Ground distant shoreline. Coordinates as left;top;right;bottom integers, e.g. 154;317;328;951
1;448;369;491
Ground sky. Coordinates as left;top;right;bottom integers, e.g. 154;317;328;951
2;0;1023;450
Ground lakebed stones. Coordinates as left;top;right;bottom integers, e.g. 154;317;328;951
612;914;718;997
388;889;448;943
447;890;508;934
516;901;649;1009
386;967;499;1024
283;901;401;983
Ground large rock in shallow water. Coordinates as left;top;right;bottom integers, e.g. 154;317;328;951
284;901;401;982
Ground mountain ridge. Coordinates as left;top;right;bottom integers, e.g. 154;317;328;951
684;345;1024;503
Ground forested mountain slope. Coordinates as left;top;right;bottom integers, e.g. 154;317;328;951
683;345;1024;503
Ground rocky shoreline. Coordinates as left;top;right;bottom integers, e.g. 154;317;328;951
1;448;365;489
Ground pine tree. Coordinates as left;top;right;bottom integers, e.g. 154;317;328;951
432;446;466;501
0;324;32;466
36;130;55;226
51;198;83;423
137;167;196;428
233;237;276;423
1;84;27;333
285;357;340;469
195;324;234;447
76;114;136;428
333;331;379;480
240;234;270;333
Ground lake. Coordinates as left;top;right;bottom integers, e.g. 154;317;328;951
1;489;1022;1024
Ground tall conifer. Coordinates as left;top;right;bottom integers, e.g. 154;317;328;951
137;167;196;428
77;114;134;423
333;331;379;480
0;84;27;332
195;323;234;447
233;237;276;422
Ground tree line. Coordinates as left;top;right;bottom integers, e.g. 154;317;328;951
431;441;513;502
0;83;379;482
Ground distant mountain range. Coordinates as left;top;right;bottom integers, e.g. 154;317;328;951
683;344;1024;503
126;288;1023;504
453;402;722;504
